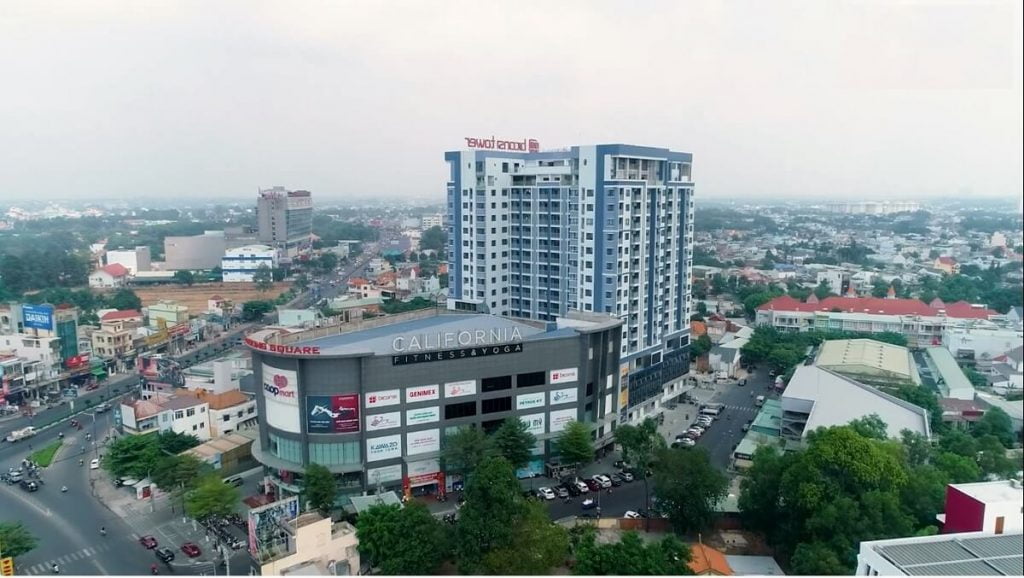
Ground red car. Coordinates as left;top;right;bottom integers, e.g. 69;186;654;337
584;479;602;492
86;383;99;391
139;535;158;549
181;542;201;558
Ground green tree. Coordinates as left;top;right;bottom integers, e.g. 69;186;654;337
971;407;1015;448
455;456;523;573
241;299;275;321
573;531;694;576
356;502;449;575
253;264;274;292
813;280;833;300
653;447;729;534
933;451;982;484
695;300;708;317
156;431;201;454
420;226;447;252
173;269;195;286
974;435;1019;479
442;426;492;481
105;288;143;311
690;334;713;360
150;454;206;493
0;521;39;558
490;418;537;471
104;434;162;479
789;541;848;575
614;418;666;515
185;475;240;519
302;463;338;516
848;414;889;440
554;421;594;468
482;500;569;574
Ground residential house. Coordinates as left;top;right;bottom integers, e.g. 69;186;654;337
254;513;360;577
119;392;212;441
934;256;960;274
88;263;130;288
182;389;257;437
688;543;733;576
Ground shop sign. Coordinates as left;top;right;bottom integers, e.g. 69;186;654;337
444;380;476;398
392;327;523;353
366;434;402;462
406;428;441;456
405;384;439;403
364;389;401;408
549;408;577;433
262;364;298;405
367;464;403;484
365;411;401;432
392;343;523;366
520;413;545;436
406;406;440;426
407;458;440;478
549;387;578;406
245;337;321;357
516;392;545;411
463;136;541;152
550;367;578;384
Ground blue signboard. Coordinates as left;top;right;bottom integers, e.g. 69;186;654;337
22;304;54;331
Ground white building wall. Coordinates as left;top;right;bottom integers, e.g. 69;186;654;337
210;400;257;436
169;403;212;441
943;325;1024;360
106;247;150;275
222;245;277;283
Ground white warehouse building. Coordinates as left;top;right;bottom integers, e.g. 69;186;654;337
222;244;277;283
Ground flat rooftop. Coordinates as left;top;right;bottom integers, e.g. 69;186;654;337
816;338;916;381
869;532;1023;576
951;480;1024;504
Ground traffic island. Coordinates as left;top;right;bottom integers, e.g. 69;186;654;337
29;439;64;467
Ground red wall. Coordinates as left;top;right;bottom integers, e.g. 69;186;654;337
942;486;985;534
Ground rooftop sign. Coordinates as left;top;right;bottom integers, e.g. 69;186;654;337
392;327;523;353
465;136;540;153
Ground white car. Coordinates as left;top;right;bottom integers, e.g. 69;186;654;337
537;487;555;500
677;437;696;447
574;480;590;494
592;474;612;489
90;458;100;470
623;510;642;519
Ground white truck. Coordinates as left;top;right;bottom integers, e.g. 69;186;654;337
5;426;37;443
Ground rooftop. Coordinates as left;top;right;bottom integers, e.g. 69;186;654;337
758;295;997;320
865;532;1023;576
688;543;733;576
924;347;976;400
100;309;142;322
816;339;917;382
951;480;1024;505
100;263;129;277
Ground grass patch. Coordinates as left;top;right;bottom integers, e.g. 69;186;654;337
29;440;63;467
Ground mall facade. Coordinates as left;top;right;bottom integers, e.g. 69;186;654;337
248;309;623;503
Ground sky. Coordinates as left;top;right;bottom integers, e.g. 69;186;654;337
1;0;1021;202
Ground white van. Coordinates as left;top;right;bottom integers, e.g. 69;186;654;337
699;407;721;418
755;395;766;407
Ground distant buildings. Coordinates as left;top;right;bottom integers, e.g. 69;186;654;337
940;480;1023;535
105;246;151;275
826;200;921;214
855;531;1022;576
222;244;277;282
164;231;227;270
421;213;444;229
88;263;130;288
257;187;313;261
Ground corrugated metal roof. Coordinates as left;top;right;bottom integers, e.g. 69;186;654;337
875;533;1023;576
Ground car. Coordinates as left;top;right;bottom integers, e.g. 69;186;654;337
592;474;612;489
555;486;569;499
121;478;140;487
19;479;39;492
585;478;602;492
181;542;201;558
580;498;597;510
696;416;713;425
608;474;623;487
139;535;159;549
564;482;582;497
574;480;590;494
612;460;628;469
689;425;706;433
95;403;110;413
619;471;634;482
224;476;244;487
623;510;642;519
155;547;175;562
90;458;100;470
537;487;556;500
686;429;703;438
738;379;746;387
676;437;696;447
85;383;99;391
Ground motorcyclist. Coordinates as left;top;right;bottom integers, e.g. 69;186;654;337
52;564;59;574
151;564;159;575
79;459;84;466
61;485;68;493
100;526;107;536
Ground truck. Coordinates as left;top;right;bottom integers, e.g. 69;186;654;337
5;426;37;443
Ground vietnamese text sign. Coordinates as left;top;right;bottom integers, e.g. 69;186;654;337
406;406;440;426
549;408;577;433
367;464;403;484
406;428;441;456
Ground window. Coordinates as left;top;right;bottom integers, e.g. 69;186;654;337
517;371;545;387
586;382;595;396
309;442;361;465
222;414;231;422
186;408;196;417
482;375;512;392
269;434;303;463
444;401;477;420
174;410;184;419
482;397;512;414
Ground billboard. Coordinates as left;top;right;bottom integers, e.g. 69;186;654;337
262;364;298;405
549;387;578;406
367;464;403;484
516;392;545;411
520;412;545;436
22;305;54;331
306;395;360;434
444;380;476;398
405;406;440;426
549;408;577;433
407;458;440;478
248;496;300;558
549;367;578;384
366;434;402;462
365;411;402;432
365;389;401;409
405;384;439;403
406;428;441;456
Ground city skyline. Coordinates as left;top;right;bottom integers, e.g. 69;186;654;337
1;0;1021;201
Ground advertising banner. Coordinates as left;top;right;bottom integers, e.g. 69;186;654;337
262;364;298;405
549;408;577;433
365;411;402;432
406;406;440;426
516;392;546;411
549;367;578;384
306;395;360;434
406;428;441;456
22;304;54;331
549;387;578;406
364;389;401;409
367;464;403;484
247;496;299;557
405;384;439;403
64;353;91;369
366;434;402;462
520;413;545;436
444;380;476;398
407;458;440;478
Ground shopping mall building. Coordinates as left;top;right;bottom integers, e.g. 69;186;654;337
247;309;623;503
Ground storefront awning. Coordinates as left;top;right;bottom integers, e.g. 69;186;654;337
90;368;107;377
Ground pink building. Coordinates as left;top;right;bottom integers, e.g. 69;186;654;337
939;480;1023;535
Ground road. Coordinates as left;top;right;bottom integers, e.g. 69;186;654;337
688;365;775;470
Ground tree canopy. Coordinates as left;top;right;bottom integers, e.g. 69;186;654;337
572;529;694;576
490;418;537;471
302;463;338;516
185;475;240;519
0;521;39;558
355;502;449;575
554;421;594;467
419;226;447;252
442;426;493;481
454;456;528;573
652;447;729;534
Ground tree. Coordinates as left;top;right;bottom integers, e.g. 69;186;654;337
695;300;708;317
491;418;537;472
105;288;142;311
690;334;712;360
848;414;888;440
573;531;694;576
420;226;447;252
971;407;1015;448
150;454;206;493
356;502;449;575
157;431;202;454
974;435;1018;479
0;521;39;558
294;273;310;292
104;434;163;479
173;269;195;286
302;463;337;516
789;541;848;575
241;299;275;321
554;421;594;468
614;418;666;515
653;447;729;534
813;280;833;300
185;475;240;519
455;456;523;573
442;426;492;481
482;500;569;574
253;264;274;292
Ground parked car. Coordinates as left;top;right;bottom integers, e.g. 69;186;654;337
139;535;159;549
564;482;582;497
20;479;39;492
555;486;569;499
592;474;612;489
95;403;110;413
675;437;696;448
90;458;100;470
181;542;201;558
686;429;703;438
608;474;623;487
155;547;175;562
580;498;597;510
585;478;602;492
574;480;590;494
619;471;634;482
537;487;556;500
623;510;642;519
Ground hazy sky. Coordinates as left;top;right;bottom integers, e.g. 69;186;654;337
1;0;1021;202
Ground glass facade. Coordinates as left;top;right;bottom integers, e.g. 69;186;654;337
268;433;303;463
309;441;362;466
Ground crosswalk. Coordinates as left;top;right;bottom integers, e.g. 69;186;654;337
20;544;112;575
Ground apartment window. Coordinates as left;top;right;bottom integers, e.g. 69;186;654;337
186;408;196;417
482;397;512;414
586;382;595;396
174;410;184;419
517;371;546;388
444;401;477;420
482;375;512;392
222;414;230;422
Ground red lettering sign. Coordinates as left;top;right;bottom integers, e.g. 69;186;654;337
245;337;321;357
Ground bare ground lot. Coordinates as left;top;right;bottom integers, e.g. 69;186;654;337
127;282;292;312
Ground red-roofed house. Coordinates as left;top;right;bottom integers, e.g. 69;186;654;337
100;309;143;323
755;296;998;347
89;263;130;288
934;256;960;275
